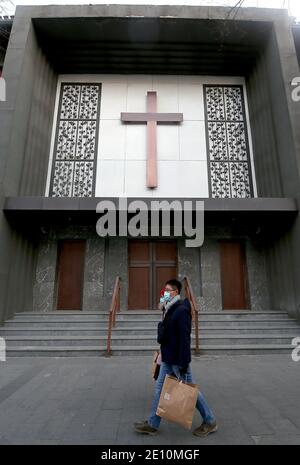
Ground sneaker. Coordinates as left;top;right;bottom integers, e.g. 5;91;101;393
193;420;218;437
134;420;158;435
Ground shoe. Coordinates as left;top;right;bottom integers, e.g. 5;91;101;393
134;420;158;435
134;420;147;427
193;420;218;437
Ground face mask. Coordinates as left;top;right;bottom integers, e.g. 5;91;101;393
163;291;171;302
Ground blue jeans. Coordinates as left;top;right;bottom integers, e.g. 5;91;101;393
148;361;216;429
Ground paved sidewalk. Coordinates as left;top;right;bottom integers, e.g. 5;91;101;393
0;354;299;445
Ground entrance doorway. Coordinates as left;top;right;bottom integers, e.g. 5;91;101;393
128;239;177;310
56;239;86;310
219;239;249;310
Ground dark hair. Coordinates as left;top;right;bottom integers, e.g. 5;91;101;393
165;278;182;294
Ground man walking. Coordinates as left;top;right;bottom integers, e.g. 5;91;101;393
134;279;218;437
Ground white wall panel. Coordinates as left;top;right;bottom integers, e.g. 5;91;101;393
46;74;256;198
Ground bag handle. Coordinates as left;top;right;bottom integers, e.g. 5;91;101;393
173;371;188;384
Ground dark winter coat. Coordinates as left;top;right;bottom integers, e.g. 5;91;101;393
158;297;192;371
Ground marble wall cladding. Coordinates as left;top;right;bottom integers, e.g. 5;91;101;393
33;225;269;313
103;237;128;311
200;237;223;312
245;240;271;311
177;237;202;304
177;236;223;312
178;239;222;311
33;238;57;313
82;234;105;311
33;225;106;312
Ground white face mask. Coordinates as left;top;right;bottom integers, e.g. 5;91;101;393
163;291;171;302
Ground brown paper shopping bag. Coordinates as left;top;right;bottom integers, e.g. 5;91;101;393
156;374;199;430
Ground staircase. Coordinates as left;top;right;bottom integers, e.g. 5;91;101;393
0;309;299;356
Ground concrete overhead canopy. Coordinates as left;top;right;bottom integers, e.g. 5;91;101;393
31;6;275;75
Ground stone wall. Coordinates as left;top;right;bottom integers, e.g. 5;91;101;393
33;228;270;312
33;225;105;312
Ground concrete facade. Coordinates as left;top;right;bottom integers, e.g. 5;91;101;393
0;5;300;323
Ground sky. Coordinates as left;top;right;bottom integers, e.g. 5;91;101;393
0;0;300;22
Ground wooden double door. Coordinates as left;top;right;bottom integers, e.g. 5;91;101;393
128;240;177;310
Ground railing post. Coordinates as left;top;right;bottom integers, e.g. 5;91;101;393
106;276;121;357
107;312;112;356
117;283;121;312
183;276;200;355
112;303;116;328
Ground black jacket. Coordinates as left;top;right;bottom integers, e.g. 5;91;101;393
159;297;192;370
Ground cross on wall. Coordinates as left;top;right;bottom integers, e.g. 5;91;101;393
121;91;183;188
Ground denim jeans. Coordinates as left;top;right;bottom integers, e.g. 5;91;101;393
148;361;216;429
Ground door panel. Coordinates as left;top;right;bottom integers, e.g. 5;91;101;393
128;266;150;310
56;240;86;310
155;241;177;261
128;240;177;310
128;240;150;262
219;240;249;310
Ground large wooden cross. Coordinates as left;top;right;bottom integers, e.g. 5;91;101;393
121;91;183;188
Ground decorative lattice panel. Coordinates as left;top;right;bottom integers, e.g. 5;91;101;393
50;83;101;197
204;85;253;198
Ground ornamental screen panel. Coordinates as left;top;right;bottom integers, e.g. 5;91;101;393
49;83;101;197
204;85;253;198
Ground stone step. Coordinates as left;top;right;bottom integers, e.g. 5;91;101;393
11;311;291;321
14;311;110;315
12;311;161;317
11;315;110;321
11;314;160;321
2;334;298;347
2;336;156;347
1;320;156;328
0;325;299;336
5;346;109;357
4;344;294;357
198;313;291;320
1;310;299;357
2;318;297;329
196;345;295;355
13;310;290;314
201;327;300;335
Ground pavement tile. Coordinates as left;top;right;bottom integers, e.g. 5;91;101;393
0;355;299;445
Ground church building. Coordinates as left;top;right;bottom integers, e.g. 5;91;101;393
0;4;300;355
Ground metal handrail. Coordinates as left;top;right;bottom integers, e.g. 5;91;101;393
106;276;121;356
183;276;200;354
